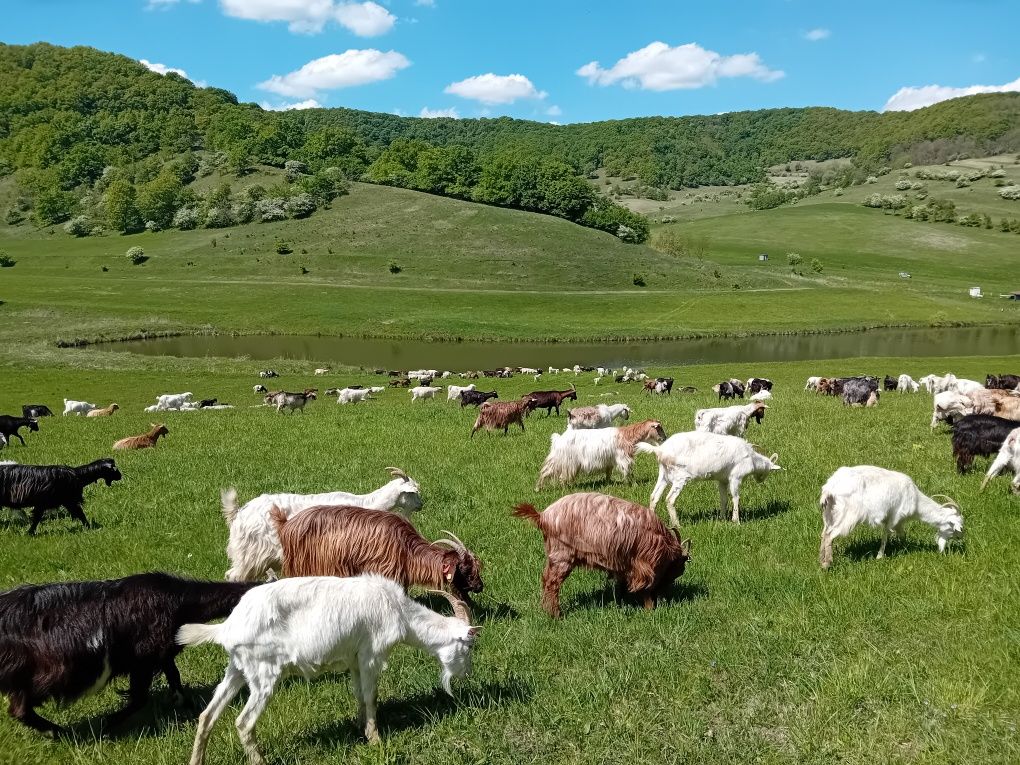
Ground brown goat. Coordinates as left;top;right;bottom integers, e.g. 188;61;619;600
513;492;690;618
86;403;120;417
471;399;530;437
524;385;577;416
271;505;484;602
113;423;169;450
969;388;1020;420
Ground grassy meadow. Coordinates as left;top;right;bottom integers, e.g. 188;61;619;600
1;354;1019;765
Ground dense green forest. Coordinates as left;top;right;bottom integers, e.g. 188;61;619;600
2;42;1019;241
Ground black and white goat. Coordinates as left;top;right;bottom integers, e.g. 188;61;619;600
0;415;39;447
0;459;122;534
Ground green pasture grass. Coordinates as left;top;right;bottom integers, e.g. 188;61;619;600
0;354;1018;764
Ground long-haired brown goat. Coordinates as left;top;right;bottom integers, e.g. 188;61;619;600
514;492;690;618
471;399;530;437
271;505;484;602
113;423;169;450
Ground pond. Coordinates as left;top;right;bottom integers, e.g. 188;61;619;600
106;325;1020;369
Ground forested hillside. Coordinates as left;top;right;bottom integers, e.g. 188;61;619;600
2;42;1019;241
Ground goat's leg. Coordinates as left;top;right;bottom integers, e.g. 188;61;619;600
358;659;383;744
350;664;366;728
107;668;155;727
649;471;669;512
540;559;573;619
13;432;26;446
717;482;730;520
877;527;890;559
65;502;92;530
234;669;279;765
190;662;245;765
27;506;45;535
819;529;834;570
163;658;186;705
7;693;64;737
727;479;742;524
665;480;686;528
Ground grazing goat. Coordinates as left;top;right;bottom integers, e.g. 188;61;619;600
179;576;477;762
21;405;53;418
62;399;96;416
897;374;919;393
713;381;743;401
535;420;665;490
931;390;974;428
258;370;278;379
567;403;631;429
694;401;767;437
253;384;267;394
113;423;169;450
951;414;1020;473
447;384;476;402
638;432;781;526
265;390;315;414
86;403;120;417
804;376;821;391
221;467;422;581
460;389;498;407
967;388;1020;421
410;385;441;402
981;427;1020;494
883;375;898;392
919;373;957;394
0;415;39;446
0;573;258;736
819;466;963;569
524;385;577;416
471;400;529;436
750;389;772;402
337;387;372;404
272;506;483;602
746;378;774;394
0;458;121;534
843;379;878;406
987;374;1020;391
513;493;689;618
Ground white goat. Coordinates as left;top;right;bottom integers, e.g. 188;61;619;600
593;376;602;386
156;392;193;410
369;386;385;394
313;368;330;375
410;385;441;402
919;373;957;394
749;389;772;402
179;575;477;764
897;374;919;393
638;432;781;526
930;390;974;428
952;378;985;396
519;367;540;375
818;466;963;569
62;399;96;416
694;401;768;437
337;388;372;404
981;427;1020;494
566;403;631;429
447;383;476;402
804;376;821;391
220;468;423;581
535;420;664;490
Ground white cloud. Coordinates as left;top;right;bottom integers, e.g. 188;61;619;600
545;104;562;116
257;50;410;97
147;0;200;9
804;28;830;41
260;98;323;111
219;0;395;35
577;41;784;91
445;73;546;105
140;58;206;86
419;106;459;118
883;76;1020;111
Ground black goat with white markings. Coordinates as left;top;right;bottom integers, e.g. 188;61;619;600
0;458;121;534
0;415;39;447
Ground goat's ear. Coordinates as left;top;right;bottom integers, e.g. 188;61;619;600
442;562;454;582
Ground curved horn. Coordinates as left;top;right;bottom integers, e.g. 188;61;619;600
435;530;467;552
427;589;472;623
930;493;959;509
769;453;779;464
979;474;993;493
385;466;408;480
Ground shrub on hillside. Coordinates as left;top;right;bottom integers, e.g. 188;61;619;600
173;206;199;230
145;220;161;233
895;179;912;190
285;193;317;219
810;258;823;274
284;160;308;182
232;200;255;224
0;251;16;268
125;246;146;265
64;215;92;237
256;198;287;223
275;240;293;255
4;208;24;225
787;252;802;266
205;206;234;228
999;185;1020;200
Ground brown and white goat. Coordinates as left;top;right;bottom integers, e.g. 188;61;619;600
513;492;690;618
968;388;1020;420
271;505;483;603
471;399;530;437
535;419;665;489
86;403;120;417
113;423;169;450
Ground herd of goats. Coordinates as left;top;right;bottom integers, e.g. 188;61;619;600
0;364;1018;764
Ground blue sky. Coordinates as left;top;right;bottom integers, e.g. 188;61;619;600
5;0;1019;122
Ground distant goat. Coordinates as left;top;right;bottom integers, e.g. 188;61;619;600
471;400;529;436
337;388;372;404
86;403;120;417
694;401;767;437
535;420;665;489
713;381;743;401
21;405;52;418
265;390;315;414
513;493;689;618
447;383;476;402
746;378;773;394
567;403;631;429
524;385;577;416
410;386;441;402
0;415;39;446
819;466;963;569
62;399;96;416
113;423;169;450
897;374;919;393
460;389;498;407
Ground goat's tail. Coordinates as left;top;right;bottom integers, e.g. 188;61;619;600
819;489;837;525
220;488;239;526
176;623;221;647
634;441;661;458
268;504;288;536
512;503;542;528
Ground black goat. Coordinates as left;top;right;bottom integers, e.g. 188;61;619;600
0;416;39;447
0;573;259;735
198;398;217;408
952;414;1020;473
714;381;740;401
748;378;773;394
883;375;898;391
987;374;1020;391
460;390;498;407
21;405;53;418
0;459;122;534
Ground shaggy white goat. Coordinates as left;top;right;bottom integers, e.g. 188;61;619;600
981;427;1020;494
919;373;957;395
897;374;919;393
930;390;974;429
62;399;96;416
694;401;767;437
952;378;985;396
220;468;423;581
447;384;476;402
535;420;664;490
410;386;441;402
566;403;631;430
154;392;193;410
818;465;963;569
638;432;781;526
337;388;372;404
750;389;773;402
179;575;477;764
